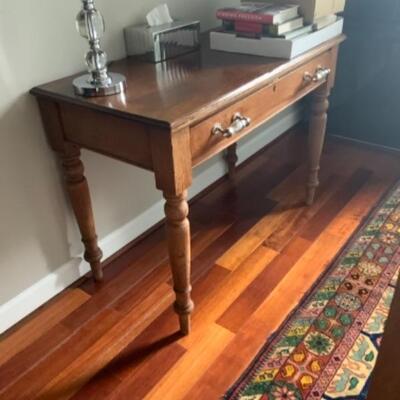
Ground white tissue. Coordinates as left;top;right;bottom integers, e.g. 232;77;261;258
146;4;173;27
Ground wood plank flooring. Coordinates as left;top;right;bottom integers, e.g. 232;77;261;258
1;127;399;400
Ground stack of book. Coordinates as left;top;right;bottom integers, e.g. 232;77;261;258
211;1;345;59
217;3;310;40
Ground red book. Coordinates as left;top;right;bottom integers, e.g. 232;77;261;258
216;3;299;25
234;21;263;34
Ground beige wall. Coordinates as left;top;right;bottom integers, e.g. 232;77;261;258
0;0;301;330
0;0;221;302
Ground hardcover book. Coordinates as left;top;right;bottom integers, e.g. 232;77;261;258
313;14;338;30
268;17;304;36
217;3;299;25
279;24;312;39
234;20;264;34
259;0;346;23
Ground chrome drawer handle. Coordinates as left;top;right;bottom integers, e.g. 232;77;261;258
212;113;251;138
303;67;331;83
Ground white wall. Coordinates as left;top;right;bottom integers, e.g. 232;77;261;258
0;0;302;333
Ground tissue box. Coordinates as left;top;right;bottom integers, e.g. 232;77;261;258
124;21;201;63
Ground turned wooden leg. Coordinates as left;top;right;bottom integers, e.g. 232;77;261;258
225;143;239;180
163;190;194;335
60;145;103;281
306;84;330;206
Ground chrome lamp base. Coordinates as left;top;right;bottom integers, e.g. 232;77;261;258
73;72;127;97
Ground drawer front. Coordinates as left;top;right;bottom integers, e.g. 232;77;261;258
190;49;334;166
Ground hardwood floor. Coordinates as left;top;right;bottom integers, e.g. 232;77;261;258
1;127;399;400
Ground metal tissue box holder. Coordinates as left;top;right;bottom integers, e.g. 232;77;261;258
124;21;200;63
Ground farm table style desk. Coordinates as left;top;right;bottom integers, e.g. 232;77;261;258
31;34;345;335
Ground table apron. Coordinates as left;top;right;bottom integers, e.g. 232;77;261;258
53;48;335;173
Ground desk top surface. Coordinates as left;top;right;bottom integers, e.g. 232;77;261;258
32;34;344;130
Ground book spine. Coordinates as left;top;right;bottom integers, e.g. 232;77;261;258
234;21;264;34
216;10;273;24
268;25;279;36
236;31;261;39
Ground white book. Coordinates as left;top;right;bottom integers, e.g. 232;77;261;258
279;24;312;39
313;14;338;31
210;17;343;59
269;17;304;36
260;3;300;24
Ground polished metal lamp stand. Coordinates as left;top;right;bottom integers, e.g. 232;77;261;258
73;0;126;97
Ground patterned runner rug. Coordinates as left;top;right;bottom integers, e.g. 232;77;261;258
225;183;400;400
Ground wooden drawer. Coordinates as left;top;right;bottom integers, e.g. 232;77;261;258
190;49;334;166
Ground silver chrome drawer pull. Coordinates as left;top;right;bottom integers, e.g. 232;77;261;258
303;67;331;83
212;112;251;138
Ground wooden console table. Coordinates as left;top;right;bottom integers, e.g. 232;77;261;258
31;34;345;335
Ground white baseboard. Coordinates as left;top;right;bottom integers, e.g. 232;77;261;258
330;134;400;154
0;105;303;334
